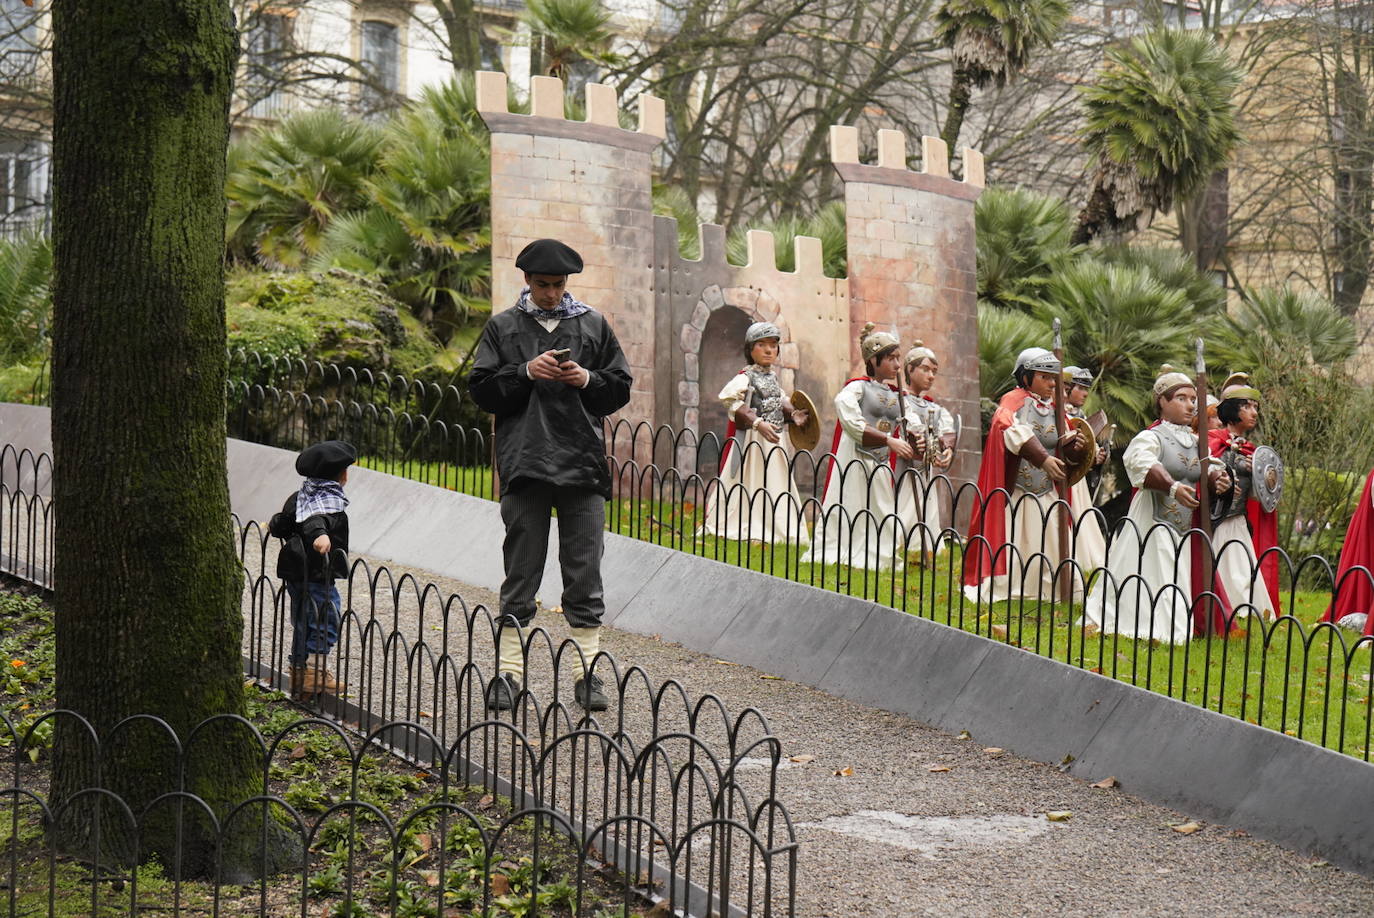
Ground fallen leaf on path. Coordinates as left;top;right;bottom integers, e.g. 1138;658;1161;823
1091;776;1119;789
956;730;972;740
1307;860;1333;869
760;674;783;680
549;606;564;615
714;660;738;665
927;765;952;773
833;765;854;777
983;747;1004;756
1045;811;1072;822
1170;821;1203;835
789;754;816;764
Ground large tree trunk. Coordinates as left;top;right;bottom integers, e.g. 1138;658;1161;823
436;0;482;73
51;0;290;879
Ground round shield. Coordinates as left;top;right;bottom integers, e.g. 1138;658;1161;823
1253;445;1283;513
789;388;822;452
1063;416;1097;487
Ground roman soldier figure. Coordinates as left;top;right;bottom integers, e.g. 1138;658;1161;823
1082;367;1233;643
962;347;1083;604
1209;372;1279;620
699;321;810;544
1061;365;1107;577
801;323;920;571
901;342;958;558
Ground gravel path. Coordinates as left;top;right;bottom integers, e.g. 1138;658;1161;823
341;552;1374;918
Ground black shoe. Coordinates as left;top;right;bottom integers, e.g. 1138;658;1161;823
574;674;609;712
486;674;518;712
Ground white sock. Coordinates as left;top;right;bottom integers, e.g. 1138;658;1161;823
498;628;525;681
569;626;601;678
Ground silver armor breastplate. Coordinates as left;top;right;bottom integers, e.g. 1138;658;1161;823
1151;424;1203;533
744;366;785;429
1014;396;1059;496
857;380;902;461
1218;441;1253;522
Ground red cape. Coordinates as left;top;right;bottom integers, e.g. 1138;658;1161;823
963;389;1031;586
1324;468;1374;634
1208;429;1281;612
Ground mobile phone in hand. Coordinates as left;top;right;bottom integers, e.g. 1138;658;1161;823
550;348;572;360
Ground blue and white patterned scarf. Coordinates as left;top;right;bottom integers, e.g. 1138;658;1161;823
515;287;592;320
296;478;349;523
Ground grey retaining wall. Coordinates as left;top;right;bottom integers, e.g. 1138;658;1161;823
5;402;1373;876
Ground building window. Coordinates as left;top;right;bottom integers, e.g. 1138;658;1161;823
360;19;400;113
0;140;48;237
244;10;294;118
0;0;40;86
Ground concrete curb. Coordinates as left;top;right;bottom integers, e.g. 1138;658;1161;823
5;403;1373;876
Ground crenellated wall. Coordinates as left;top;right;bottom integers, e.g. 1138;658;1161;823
477;72;982;489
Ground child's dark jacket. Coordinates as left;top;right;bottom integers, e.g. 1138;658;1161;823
269;492;350;583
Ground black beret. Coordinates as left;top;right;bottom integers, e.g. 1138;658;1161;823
515;238;583;275
296;440;357;479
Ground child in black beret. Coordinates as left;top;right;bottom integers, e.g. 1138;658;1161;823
268;439;356;701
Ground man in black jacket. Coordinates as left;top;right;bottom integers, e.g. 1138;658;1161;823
268;439;356;701
469;239;633;713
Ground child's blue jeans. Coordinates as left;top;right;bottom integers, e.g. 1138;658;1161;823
285;581;341;667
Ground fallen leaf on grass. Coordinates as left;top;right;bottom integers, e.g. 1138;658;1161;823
1091;776;1120;789
982;747;1004;756
490;874;511;896
418;869;440;887
788;754;816;764
415;832;433;851
646;901;674;917
927;765;952;773
1170;821;1203;835
288;744;307;761
833;765;854;777
1045;811;1072;822
478;794;495;808
991;625;1008;640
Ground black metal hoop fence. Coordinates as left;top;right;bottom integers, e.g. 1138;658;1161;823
0;446;799;917
211;354;1374;763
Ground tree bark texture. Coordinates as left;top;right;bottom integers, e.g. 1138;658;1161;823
940;67;973;154
51;0;288;878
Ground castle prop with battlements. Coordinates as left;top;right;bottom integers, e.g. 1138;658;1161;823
476;71;984;486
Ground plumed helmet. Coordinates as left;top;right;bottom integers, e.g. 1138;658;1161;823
1153;364;1193;397
904;340;937;368
1014;347;1060;376
1062;365;1094;387
858;322;900;363
745;321;782;345
1220;371;1261;402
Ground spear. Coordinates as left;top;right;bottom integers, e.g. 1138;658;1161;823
1051;319;1073;607
1194;338;1216;637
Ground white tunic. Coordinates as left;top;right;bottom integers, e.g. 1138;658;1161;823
1082;422;1198;644
698;370;808;544
801;379;921;571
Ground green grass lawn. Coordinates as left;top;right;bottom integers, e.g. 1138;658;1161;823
362;457;1374;761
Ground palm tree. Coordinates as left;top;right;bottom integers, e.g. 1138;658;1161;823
725;201;848;277
1040;260;1200;437
977;304;1049;401
935;0;1070;152
1212;286;1357;380
0;231;51;365
1073;29;1242;245
653;184;702;260
522;0;622;83
313;80;492;343
1094;244;1227;316
974;185;1077;312
226;109;385;269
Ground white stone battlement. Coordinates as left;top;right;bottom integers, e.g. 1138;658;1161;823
476;70;666;140
829;124;985;189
